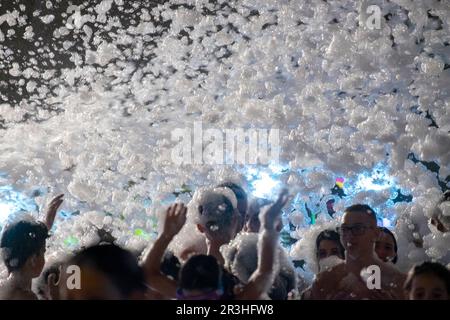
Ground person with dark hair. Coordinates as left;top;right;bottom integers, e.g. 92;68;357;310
195;190;241;266
404;262;450;300
0;194;63;300
217;182;248;231
244;197;272;233
145;250;181;299
145;190;289;300
57;243;147;300
315;229;345;271
301;229;345;299
375;227;398;264
309;204;406;299
177;254;224;300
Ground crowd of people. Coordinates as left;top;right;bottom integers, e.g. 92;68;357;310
0;184;448;300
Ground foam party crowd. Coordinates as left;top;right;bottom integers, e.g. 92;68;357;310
0;0;449;300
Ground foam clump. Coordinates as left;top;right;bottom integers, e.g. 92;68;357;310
0;0;448;275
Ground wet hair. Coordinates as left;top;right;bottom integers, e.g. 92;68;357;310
378;227;398;264
344;204;377;224
161;250;181;281
179;255;221;292
404;262;450;294
315;229;345;260
198;193;235;232
67;244;146;298
217;182;248;216
0;220;49;272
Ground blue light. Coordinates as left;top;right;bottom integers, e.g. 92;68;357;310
251;171;280;198
354;164;394;192
0;185;39;224
0;202;13;223
245;163;288;199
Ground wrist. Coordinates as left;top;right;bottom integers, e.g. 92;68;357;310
158;232;174;242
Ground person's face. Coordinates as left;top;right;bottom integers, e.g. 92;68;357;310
318;240;343;260
340;211;378;256
197;212;239;244
60;265;122;300
375;231;396;263
408;273;449;300
243;214;260;233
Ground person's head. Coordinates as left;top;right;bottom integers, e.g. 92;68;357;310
177;254;223;300
430;191;450;233
375;227;398;264
60;244;146;300
339;204;379;258
404;262;450;300
147;250;181;299
244;198;272;233
0;220;48;278
196;191;239;244
315;229;345;270
217;182;248;230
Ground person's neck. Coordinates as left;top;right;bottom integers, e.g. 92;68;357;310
8;270;33;292
206;240;225;266
345;250;378;272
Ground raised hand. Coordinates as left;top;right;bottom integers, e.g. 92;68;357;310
44;194;64;231
162;203;187;238
260;189;289;231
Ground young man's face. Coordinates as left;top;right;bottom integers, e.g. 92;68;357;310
340;211;378;258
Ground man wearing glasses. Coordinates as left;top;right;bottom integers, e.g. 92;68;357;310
309;204;406;299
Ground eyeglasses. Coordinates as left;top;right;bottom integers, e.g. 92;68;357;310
337;224;374;236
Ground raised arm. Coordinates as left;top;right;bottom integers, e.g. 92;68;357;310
142;203;187;298
44;194;64;231
237;189;289;300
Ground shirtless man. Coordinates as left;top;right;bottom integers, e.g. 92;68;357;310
309;204;406;300
0;194;63;300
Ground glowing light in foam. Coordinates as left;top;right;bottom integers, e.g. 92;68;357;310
335;177;344;189
354;164;394;191
0;202;13;224
382;218;393;228
245;163;288;199
251;172;280;198
0;185;39;224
